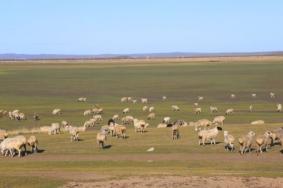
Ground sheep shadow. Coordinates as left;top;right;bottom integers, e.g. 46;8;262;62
280;149;283;154
102;145;112;149
201;141;222;146
26;149;45;155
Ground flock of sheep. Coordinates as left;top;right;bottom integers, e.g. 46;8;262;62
0;92;283;157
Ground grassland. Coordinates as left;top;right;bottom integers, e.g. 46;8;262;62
0;58;283;187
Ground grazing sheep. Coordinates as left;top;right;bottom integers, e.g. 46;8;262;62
133;119;149;133
194;119;212;131
270;92;275;99
122;107;130;114
162;96;167;101
8;110;26;121
77;97;87;102
212;116;225;126
96;131;107;148
162;116;171;124
112;114;119;121
69;128;79;142
141;98;148;104
0;135;27;157
83;118;98;128
198;96;204;101
251;120;265;125
50;123;60;135
0;129;8;141
194;107;202;115
157;123;169;128
224;131;235;151
276;104;282;112
172;125;180;140
93;114;103;122
147;113;155;120
209;106;218;113
174;120;188;127
225;108;234;115
121;97;127;103
148;106;155;112
61;120;69;127
127;97;132;102
230;94;236;99
171;105;180;111
92;107;103;115
238;131;256;154
121;116;134;125
33;113;40;121
52;108;61;115
256;131;273;155
27;136;38;153
114;124;127;139
249;105;253;112
132;99;137;104
198;126;222;145
194;103;199;106
252;93;257;98
142;105;149;112
83;109;92;116
270;127;283;146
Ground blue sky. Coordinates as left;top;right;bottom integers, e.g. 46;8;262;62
0;1;282;54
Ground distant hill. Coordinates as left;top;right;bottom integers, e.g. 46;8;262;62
1;51;283;60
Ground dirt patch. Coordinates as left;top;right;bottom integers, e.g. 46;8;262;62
62;176;283;188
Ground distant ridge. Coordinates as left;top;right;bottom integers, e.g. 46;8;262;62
0;51;283;60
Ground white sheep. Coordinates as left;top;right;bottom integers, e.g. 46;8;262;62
171;105;180;111
83;118;97;128
92;107;103;115
256;131;273;155
162;116;171;124
61;120;69;127
276;104;282;112
250;120;265;125
198;126;222;145
112;114;119;121
194;103;199;106
230;94;236;99
162;96;167;101
212;116;225;126
194;107;202;115
132;99;137;104
198;96;204;101
194;119;212;131
121;97;127;103
133;119;149;133
142;105;149;112
225;108;234;115
157;123;168;128
52;108;61;115
147;113;155;120
0;129;8;141
223;131;235;151
209;106;218;113
148;106;155;112
83;109;92;116
77;97;87;102
141;98;148;104
97;131;107;148
238;131;256;154
127;97;132;102
270;92;275;99
50;123;60;135
114;124;127;138
0;135;27;157
251;93;257;98
121;115;134;125
172;125;180;140
27;135;38;153
122;107;130;114
93;114;103;122
173;120;188;127
249;105;253;112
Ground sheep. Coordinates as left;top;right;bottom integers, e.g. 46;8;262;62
270;92;276;99
256;131;273;155
230;94;236;99
212;116;225;126
225;108;234;115
8;110;26;121
198;126;222;145
249;105;253;112
96;131;107;148
112;114;119;121
27;135;38;153
269;127;283;146
52;108;61;115
223;131;235;151
121;116;134;125
194;103;199;106
194;119;212;131
198;96;204;101
162;116;171;124
276;104;282;112
0;129;8;141
127;97;132;102
133;119;149;133
141;98;148;104
69;128;79;142
114;124;127;139
83;118;97;128
147;113;155;120
33;113;40;121
238;131;256;154
92;107;103;115
162;96;167;101
50;123;60;135
251;120;265;125
93;114;103;122
40;126;52;134
209;106;218;113
172;125;180;140
132;99;137;104
171;105;180;111
77;97;87;102
83;109;92;116
173;120;188;127
142;106;149;112
148;106;155;112
122;107;130;114
61;120;69;127
121;97;127;103
157;123;169;128
0;135;27;157
251;93;257;98
194;107;202;115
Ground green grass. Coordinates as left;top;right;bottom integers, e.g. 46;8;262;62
0;60;283;187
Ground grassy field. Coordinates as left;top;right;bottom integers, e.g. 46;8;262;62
0;59;283;187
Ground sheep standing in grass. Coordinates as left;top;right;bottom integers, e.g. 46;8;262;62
224;131;235;151
198;126;222;145
114;124;127;139
147;113;155;120
77;97;87;102
256;131;273;155
162;96;167;101
141;98;148;104
83;109;92;116
27;136;38;153
52;109;61;115
172;125;180;140
174;120;188;127
230;94;236;99
249;105;253;112
209;106;218;113
96;131;107;149
33;113;40;121
194;107;202;115
112;114;119;121
121;116;134;125
123;107;130;114
225;108;234;115
133;119;149;133
50;123;60;135
251;120;265;125
270;92;276;99
93;114;103;122
92;107;103;115
252;93;257;98
142;106;148;112
0;135;27;157
127;97;132;102
132;99;137;104
276;104;282;112
162;116;171;124
194;103;199;106
121;97;127;103
194;119;212;131
238;131;256;155
171;105;180;111
198;96;204;101
212;116;225;126
0;129;8;141
149;106;155;112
